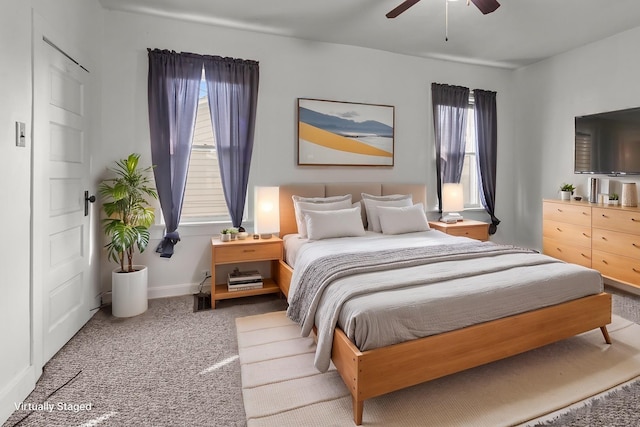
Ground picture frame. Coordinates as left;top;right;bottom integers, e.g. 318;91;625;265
297;98;395;166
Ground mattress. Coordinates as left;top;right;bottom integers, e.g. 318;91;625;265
285;230;604;372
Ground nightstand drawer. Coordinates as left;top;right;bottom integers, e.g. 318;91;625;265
214;241;282;263
447;226;488;240
428;220;489;241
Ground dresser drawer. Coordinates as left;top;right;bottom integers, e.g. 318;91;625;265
542;220;591;248
593;228;640;260
592;249;640;286
214;241;282;263
543;238;591;267
592;207;640;235
543;201;591;226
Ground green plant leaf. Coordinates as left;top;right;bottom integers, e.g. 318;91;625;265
100;153;158;272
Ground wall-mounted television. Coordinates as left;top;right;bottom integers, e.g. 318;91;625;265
575;107;640;175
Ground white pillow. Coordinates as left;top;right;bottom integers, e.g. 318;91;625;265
378;203;430;235
302;206;366;240
361;193;413;232
292;194;352;237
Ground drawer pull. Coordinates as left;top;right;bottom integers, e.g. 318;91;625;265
634;243;640;248
582;212;589;215
601;236;608;241
634;268;640;273
602;214;608;218
243;249;256;253
556;227;562;232
557;209;563;212
556;247;562;252
581;253;588;258
602;260;608;264
633;218;639;222
582;233;589;237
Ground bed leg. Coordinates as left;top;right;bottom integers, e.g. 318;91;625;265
352;395;363;425
600;326;612;344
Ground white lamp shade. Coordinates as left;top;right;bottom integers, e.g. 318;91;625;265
442;183;464;212
254;186;280;235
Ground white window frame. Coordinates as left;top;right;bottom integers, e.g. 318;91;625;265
461;93;483;209
179;70;237;224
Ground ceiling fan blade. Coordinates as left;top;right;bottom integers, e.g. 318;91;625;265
386;0;421;18
469;0;500;15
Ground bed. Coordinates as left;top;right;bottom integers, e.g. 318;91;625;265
275;183;612;425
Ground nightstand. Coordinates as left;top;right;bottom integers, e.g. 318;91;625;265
210;236;283;308
428;219;489;241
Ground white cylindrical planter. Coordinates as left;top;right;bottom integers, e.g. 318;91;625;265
112;265;148;317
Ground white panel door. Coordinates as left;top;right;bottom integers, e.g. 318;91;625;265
34;39;93;363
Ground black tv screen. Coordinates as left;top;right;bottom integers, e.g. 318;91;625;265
575;107;640;175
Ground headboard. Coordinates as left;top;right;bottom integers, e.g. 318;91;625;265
278;183;427;237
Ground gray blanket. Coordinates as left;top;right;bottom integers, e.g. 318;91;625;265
286;241;551;372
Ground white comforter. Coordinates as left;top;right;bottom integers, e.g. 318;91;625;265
285;230;603;372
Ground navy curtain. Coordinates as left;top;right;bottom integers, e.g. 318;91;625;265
203;56;260;228
474;89;501;234
431;83;469;213
147;49;203;257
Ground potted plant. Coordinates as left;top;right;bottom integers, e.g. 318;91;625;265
220;227;238;242
559;183;575;201
99;153;158;317
608;193;620;205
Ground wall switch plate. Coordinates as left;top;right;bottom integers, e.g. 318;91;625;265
15;122;26;147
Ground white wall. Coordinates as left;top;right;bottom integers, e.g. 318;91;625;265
514;26;640;249
0;0;103;423
99;10;517;296
0;2;34;420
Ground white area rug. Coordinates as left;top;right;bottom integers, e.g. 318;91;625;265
236;312;640;426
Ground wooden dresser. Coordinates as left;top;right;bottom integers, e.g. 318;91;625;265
543;199;640;289
592;206;640;286
542;200;592;268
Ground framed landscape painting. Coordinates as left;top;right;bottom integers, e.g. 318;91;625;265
297;98;395;166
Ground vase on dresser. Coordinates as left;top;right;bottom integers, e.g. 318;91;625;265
622;182;638;207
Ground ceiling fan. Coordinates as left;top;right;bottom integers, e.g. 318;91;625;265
386;0;500;18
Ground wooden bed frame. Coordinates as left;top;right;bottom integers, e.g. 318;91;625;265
276;183;612;425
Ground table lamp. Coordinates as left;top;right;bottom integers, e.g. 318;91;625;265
441;183;464;223
254;186;280;238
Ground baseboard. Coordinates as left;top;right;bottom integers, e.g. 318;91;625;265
0;366;36;425
604;279;640;297
148;282;204;300
100;282;205;305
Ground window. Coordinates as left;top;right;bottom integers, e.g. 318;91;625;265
180;73;229;222
461;94;482;208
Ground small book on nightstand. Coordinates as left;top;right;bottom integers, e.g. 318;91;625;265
440;213;463;223
227;268;263;291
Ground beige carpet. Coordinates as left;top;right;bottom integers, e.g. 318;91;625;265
236;312;640;427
